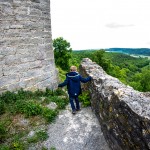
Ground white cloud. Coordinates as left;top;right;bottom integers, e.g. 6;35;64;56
51;0;150;50
105;23;135;28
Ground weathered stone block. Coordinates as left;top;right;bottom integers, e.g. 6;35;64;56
0;74;20;87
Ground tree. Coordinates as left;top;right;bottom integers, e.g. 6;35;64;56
92;50;111;72
92;50;105;65
140;69;150;91
53;37;72;70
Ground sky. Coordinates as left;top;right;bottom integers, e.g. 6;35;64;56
50;0;150;50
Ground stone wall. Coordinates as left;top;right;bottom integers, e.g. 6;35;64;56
80;58;150;150
0;0;58;93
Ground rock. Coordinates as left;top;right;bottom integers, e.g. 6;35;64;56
46;102;57;110
41;105;110;150
28;131;35;138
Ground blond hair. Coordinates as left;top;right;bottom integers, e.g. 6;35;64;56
70;66;77;72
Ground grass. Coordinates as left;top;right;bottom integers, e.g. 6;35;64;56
79;91;91;107
0;88;68;150
27;130;49;143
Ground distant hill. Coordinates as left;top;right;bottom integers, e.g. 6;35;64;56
106;48;150;56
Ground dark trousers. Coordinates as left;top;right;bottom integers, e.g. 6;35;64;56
69;96;80;111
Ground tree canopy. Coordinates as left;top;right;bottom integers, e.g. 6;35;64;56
53;37;72;70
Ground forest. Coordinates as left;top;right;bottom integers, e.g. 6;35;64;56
72;50;150;92
53;37;150;92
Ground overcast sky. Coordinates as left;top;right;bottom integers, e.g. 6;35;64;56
51;0;150;50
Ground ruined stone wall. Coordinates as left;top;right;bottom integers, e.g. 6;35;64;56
0;0;58;93
80;58;150;150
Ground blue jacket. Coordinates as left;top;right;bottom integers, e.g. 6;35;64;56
58;72;91;97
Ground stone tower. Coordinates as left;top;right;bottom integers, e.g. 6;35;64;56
0;0;58;93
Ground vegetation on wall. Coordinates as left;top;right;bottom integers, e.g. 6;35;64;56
79;91;91;107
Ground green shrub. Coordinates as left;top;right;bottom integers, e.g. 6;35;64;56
79;91;91;107
0;88;68;150
11;141;24;150
53;88;66;96
45;88;54;96
0;117;13;144
0;145;10;150
27;130;48;143
0;89;68;121
36;130;49;141
34;89;45;97
14;100;59;122
42;107;58;123
0;99;5;115
0;89;33;106
23;102;43;117
0;91;17;103
57;66;67;82
16;101;43;117
0;123;7;142
50;96;68;109
16;89;33;100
